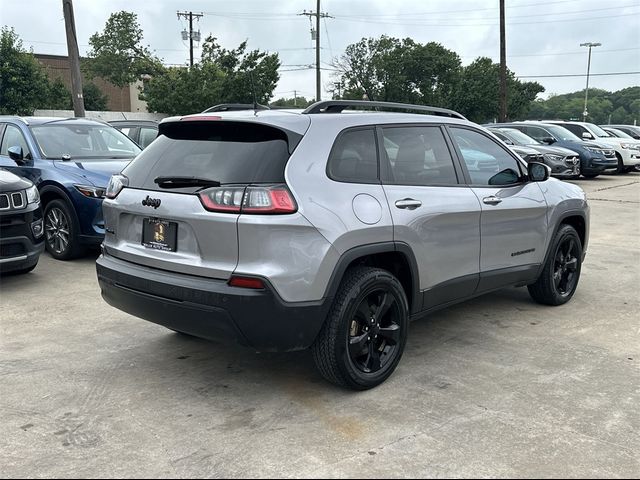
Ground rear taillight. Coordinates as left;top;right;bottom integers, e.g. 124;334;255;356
105;174;128;199
199;184;297;214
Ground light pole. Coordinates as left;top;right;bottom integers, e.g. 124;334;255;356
580;42;601;121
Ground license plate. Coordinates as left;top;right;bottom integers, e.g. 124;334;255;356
142;218;177;252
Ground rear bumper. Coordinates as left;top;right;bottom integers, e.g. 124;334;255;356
96;253;330;352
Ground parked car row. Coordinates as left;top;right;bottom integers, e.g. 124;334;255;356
488;121;640;177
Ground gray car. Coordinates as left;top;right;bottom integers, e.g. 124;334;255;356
96;100;590;390
488;127;580;178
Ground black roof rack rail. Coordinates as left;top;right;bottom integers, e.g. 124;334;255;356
302;100;467;120
202;103;271;113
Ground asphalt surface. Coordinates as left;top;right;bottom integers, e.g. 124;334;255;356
1;174;639;478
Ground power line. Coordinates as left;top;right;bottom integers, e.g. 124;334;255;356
331;12;636;27
517;71;640;78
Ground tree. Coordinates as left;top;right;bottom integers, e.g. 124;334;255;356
200;37;280;104
82;83;108;111
143;38;280;115
451;57;544;123
85;11;163;88
0;27;51;114
270;96;314;108
44;78;72;110
334;36;462;106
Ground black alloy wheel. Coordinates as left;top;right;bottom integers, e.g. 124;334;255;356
528;224;582;306
312;266;409;390
552;236;580;297
347;289;402;374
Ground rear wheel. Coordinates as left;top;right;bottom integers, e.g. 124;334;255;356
528;224;582;306
44;199;84;260
312;267;409;390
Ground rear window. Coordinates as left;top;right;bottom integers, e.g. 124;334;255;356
122;121;296;191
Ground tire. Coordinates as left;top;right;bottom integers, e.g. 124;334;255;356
616;153;627;174
582;173;599;179
528;224;582;306
43;199;84;260
312;266;409;390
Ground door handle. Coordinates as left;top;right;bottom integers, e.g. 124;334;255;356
395;198;422;210
483;196;503;206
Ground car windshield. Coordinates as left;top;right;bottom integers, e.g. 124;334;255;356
607;128;633;139
31;123;141;159
543;124;582;142
500;128;541;146
585;123;611;138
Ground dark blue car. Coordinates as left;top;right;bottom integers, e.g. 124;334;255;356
0;117;141;259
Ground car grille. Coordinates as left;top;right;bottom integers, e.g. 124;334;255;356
602;149;616;158
564;156;580;166
0;191;26;211
0;243;26;258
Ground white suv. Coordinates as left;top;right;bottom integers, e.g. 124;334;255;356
546;121;640;173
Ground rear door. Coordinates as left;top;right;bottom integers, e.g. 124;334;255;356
103;119;300;279
380;124;481;310
448;126;548;292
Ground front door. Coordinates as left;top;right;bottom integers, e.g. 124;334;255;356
448;126;548;293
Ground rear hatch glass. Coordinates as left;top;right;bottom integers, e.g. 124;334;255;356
123;121;300;192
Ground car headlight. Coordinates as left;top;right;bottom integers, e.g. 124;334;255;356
105;174;129;199
584;146;602;154
621;143;640;150
74;185;106;198
26;185;40;204
544;154;563;162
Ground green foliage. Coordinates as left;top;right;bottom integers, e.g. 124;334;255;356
0;27;51;115
525;86;640;124
450;57;544;123
85;11;163;88
82;83;108;111
270;96;314;108
44;78;72;110
336;36;461;107
143;37;280;115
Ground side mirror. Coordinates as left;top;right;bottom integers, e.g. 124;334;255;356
542;137;556;145
8;146;27;165
503;139;514;145
582;132;594;140
528;162;550;182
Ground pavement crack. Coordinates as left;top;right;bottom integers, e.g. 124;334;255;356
593;181;639;192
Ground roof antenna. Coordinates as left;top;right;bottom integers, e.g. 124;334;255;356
249;70;259;116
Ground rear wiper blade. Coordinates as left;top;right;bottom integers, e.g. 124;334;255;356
154;176;221;188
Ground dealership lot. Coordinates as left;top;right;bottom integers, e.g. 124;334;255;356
1;174;638;478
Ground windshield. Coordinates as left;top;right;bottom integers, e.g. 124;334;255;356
543;124;582;142
500;128;541;146
607;128;633;139
31;123;141;159
585;123;611;138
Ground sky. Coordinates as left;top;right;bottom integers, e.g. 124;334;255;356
2;0;639;101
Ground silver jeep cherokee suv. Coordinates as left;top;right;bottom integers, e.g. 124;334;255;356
96;101;589;390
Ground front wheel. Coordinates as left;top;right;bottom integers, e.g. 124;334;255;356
528;224;582;306
44;199;84;260
312;266;409;390
616;153;628;174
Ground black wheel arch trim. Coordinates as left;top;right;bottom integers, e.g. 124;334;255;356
537;209;587;278
39;183;82;230
322;242;421;315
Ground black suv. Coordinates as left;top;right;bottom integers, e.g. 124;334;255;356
0;169;44;274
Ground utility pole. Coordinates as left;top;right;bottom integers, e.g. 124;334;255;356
299;2;331;102
177;11;204;67
499;0;507;122
293;90;298;106
61;0;84;117
580;42;601;121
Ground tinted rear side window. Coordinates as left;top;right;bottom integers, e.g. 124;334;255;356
123;121;293;191
327;128;378;183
